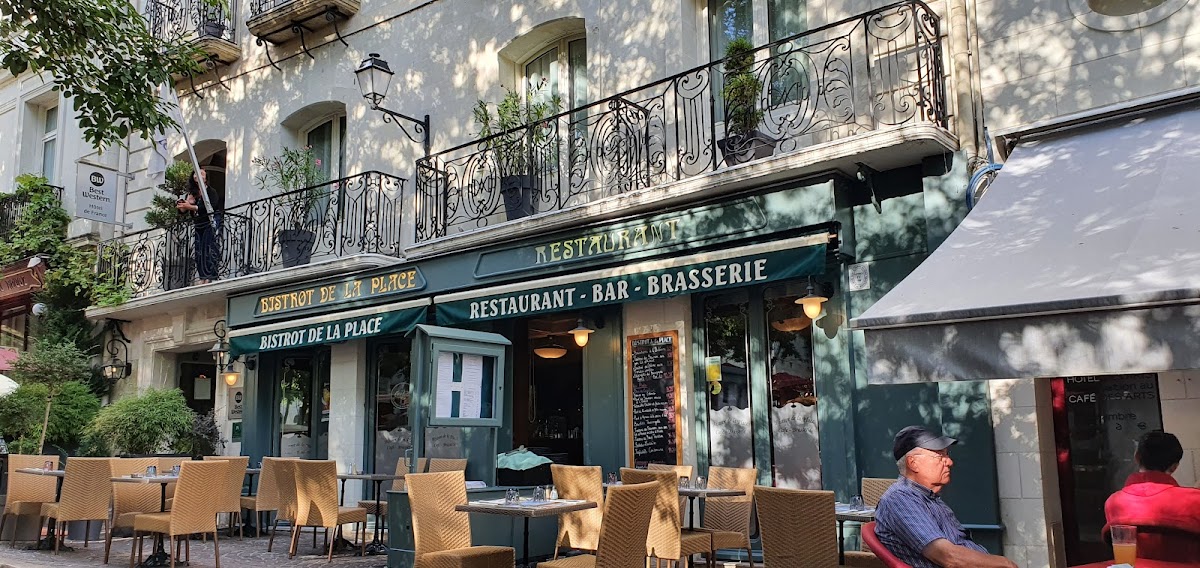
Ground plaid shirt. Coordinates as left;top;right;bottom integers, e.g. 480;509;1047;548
875;476;987;568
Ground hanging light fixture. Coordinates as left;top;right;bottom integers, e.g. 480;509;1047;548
569;318;594;347
795;281;829;319
222;366;241;387
533;338;568;359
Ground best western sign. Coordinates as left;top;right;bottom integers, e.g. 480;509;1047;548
437;244;825;324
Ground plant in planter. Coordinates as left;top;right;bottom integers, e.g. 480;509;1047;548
197;2;228;38
717;37;777;166
86;387;196;455
145;161;197;290
253;146;328;267
176;410;226;457
472;86;561;220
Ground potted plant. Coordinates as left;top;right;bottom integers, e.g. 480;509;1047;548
472;86;560;220
197;0;228;38
85;388;197;456
716;38;776;166
145;161;196;290
252;146;327;267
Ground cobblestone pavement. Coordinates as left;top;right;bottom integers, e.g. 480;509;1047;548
0;530;390;568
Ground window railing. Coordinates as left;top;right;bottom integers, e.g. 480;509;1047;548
147;0;236;44
0;185;63;242
415;0;945;242
96;171;405;299
248;0;293;18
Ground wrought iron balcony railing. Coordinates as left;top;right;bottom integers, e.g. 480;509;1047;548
415;0;946;242
248;0;291;16
147;0;236;44
0;185;63;242
96;171;405;299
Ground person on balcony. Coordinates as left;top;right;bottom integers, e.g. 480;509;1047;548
875;426;1017;568
1104;431;1200;562
176;169;223;284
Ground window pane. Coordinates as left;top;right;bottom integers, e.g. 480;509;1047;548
279;357;315;458
568;38;588;111
764;286;821;489
44;106;58;135
768;0;808;107
704;291;754;469
374;341;413;478
525;47;559;103
1;308;27;350
338;115;347;179
306;120;334;181
709;0;753;61
41;138;57;182
768;0;805;41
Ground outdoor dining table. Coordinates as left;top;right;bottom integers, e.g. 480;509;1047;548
111;473;180;568
15;468;66;550
337;472;400;556
834;503;876;566
602;481;745;530
456;497;597;568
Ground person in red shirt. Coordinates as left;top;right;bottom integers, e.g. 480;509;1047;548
1104;431;1200;563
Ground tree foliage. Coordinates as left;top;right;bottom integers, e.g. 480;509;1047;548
0;381;101;454
87;388;196;455
0;0;218;149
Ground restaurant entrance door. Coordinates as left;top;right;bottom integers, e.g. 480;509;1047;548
273;347;331;459
697;280;822;489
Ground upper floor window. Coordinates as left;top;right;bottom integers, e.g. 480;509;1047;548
708;0;805;62
523;37;587;113
305;115;346;181
39;105;59;183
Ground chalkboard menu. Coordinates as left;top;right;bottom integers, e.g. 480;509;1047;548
627;331;681;467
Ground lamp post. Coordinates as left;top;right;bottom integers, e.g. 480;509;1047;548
354;53;431;156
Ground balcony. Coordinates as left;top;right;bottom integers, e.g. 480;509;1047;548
147;0;240;64
95;171;404;301
246;0;359;45
414;0;953;247
0;185;63;241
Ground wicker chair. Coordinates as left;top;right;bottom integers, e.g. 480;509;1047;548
356;457;469;537
620;468;711;568
406;470;514;568
240;457;293;549
541;481;658;568
157;457;187;501
131;460;226;568
647;464;694;524
105;457;161;564
754;486;837;567
289;460;367;561
202;456;249;538
696;466;755;567
1;454;59;548
268;459;300;553
861;478;896;508
36;457;111;553
550;464;604;559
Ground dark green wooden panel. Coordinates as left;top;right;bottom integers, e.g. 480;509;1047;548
583;308;625;472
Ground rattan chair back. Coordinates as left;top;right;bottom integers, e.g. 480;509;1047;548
755;486;837;566
5;454;58;511
203;456;249;513
167;460;224;536
594;481;657;568
291;460;341;529
647;463;693;523
110;458;161;526
397;457;428;474
703;466;755;534
56;457;112;521
861;477;896;508
406;470;472;556
427;458;467;472
273;459;298;522
551;464;604;552
253;457;293;512
621;467;681;559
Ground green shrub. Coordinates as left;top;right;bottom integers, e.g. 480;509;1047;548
0;381;101;454
87;388;196;455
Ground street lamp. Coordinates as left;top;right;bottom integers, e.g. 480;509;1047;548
354;53;431;156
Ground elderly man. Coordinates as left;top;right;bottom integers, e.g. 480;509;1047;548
874;426;1016;568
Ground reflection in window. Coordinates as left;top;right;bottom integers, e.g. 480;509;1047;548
0;307;28;351
704;291;754;468
765;285;821;489
374;340;412;478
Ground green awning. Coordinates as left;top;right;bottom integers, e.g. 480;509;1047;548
229;298;430;356
434;234;828;325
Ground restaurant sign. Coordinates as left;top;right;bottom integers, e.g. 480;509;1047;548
438;243;826;324
0;257;48;303
253;266;426;318
230;306;427;355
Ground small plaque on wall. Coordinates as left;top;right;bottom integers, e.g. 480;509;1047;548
228;386;244;420
230;421;242;442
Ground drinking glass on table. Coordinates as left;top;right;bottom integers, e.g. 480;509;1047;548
42;460;53;471
505;488;519;505
607;472;618;485
1111;524;1137;566
533;485;547;502
678;476;690;489
851;495;865;510
694;475;706;490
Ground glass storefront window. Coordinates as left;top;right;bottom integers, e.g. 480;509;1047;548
704;291;754;468
0;307;28;351
277;353;328;459
373;340;412;477
765;285;821;489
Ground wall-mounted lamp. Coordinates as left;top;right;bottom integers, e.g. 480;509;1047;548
533;339;568;359
569;318;594;347
100;319;132;383
223;368;241;387
354;53;432;156
795;280;832;319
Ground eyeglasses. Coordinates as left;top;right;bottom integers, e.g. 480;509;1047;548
911;450;951;462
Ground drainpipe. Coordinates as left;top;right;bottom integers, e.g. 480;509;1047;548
948;0;980;162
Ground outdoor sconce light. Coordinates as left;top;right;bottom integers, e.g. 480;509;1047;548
569;318;594;347
796;280;832;319
208;336;230;371
223;368;241;387
533;339;568;359
102;338;132;382
354;53;431;156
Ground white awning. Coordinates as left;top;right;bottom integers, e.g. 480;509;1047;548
851;107;1200;383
